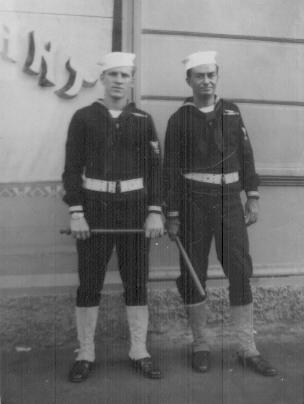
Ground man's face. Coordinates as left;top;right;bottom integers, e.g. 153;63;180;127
101;66;134;100
186;64;218;98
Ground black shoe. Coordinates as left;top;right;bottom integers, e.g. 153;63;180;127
238;355;278;376
131;357;162;379
69;360;94;382
192;351;210;373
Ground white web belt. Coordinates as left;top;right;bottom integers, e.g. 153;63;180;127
83;177;144;193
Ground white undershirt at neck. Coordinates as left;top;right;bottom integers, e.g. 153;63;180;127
199;104;215;113
109;109;122;118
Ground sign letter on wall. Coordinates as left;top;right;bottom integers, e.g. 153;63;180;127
56;58;98;99
1;24;18;62
23;31;56;87
1;25;101;98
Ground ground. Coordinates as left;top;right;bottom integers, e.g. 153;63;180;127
1;323;304;404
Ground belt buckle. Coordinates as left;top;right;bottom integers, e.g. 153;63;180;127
107;181;116;193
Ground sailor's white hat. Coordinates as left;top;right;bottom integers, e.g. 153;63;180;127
99;52;136;72
182;51;217;71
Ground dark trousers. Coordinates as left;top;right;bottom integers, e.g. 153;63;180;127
76;197;149;307
177;186;253;306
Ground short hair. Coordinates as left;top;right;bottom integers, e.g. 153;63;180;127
101;66;136;79
186;65;219;79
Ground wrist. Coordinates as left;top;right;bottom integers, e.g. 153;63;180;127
168;216;180;223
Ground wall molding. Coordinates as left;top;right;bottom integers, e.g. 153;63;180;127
0;175;303;198
260;175;304;186
0;181;64;198
142;28;304;45
141;95;304;108
1;263;304;290
0;9;113;19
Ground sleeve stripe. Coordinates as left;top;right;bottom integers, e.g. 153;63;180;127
247;191;260;198
167;211;179;217
69;205;84;212
148;205;162;212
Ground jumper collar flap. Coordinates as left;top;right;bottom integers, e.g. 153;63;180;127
95;98;138;119
181;96;222;115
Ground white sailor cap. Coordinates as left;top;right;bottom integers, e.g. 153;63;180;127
182;51;217;71
99;52;136;72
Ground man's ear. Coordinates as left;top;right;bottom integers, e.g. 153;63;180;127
185;77;190;87
100;73;104;83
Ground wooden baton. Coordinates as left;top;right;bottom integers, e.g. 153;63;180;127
175;236;206;298
60;228;144;235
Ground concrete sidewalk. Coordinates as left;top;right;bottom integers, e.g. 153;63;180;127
2;329;304;404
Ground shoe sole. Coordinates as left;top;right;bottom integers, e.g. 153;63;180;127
68;362;94;382
238;357;278;377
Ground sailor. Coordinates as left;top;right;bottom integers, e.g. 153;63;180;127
62;52;164;382
163;50;277;376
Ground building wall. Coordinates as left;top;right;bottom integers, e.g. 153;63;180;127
0;0;115;294
133;0;304;273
